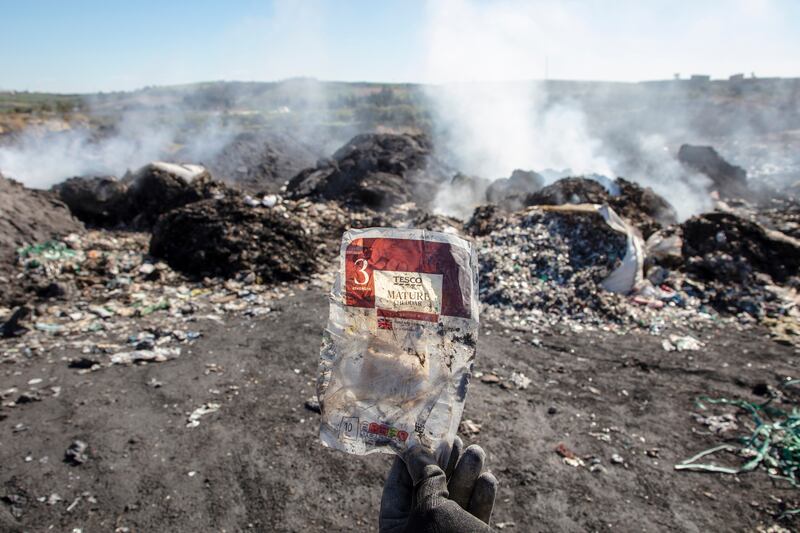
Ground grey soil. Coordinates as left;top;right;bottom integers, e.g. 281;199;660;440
1;288;797;532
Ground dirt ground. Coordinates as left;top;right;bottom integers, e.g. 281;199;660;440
1;286;798;532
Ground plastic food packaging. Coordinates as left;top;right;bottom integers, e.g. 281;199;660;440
316;228;480;457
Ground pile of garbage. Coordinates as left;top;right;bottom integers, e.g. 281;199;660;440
486;169;544;210
525;177;677;238
653;211;800;319
150;195;320;280
192;131;319;193
472;205;636;328
678;144;749;198
286;133;449;210
0;173;84;304
3;133;797;348
468;186;799;340
0;230;321;369
53;162;229;229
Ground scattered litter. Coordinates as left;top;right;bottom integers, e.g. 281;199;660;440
187;403;221;428
110;347;181;365
677;390;800;495
692;412;738;434
510;372;531;390
481;373;500;384
459;419;482;437
304;396;321;413
64;440;88;466
66;496;81;513
663;334;703;352
555;443;585;467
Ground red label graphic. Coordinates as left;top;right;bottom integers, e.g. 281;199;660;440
344;237;471;319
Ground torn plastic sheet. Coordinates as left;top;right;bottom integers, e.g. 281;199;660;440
539;204;645;294
316;228;480;457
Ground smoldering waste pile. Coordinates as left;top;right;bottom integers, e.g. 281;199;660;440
150;196;320;281
194;131;319;193
525;177;677;238
286;132;449;210
470;173;799;339
471;206;632;328
467;206;648;328
0;172;84;305
3;131;799;352
676;212;800;318
53;162;228;229
0;229;310;368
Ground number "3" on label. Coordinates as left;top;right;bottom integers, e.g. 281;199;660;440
354;258;369;285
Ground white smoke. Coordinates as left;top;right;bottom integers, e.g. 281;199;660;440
428;82;613;179
422;0;715;220
0;107;232;189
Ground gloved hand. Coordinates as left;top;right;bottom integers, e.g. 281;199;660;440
379;436;498;532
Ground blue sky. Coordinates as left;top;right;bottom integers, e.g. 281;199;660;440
1;0;798;93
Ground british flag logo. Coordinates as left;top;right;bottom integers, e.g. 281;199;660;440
377;317;393;330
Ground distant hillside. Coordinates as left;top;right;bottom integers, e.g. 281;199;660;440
2;77;799;139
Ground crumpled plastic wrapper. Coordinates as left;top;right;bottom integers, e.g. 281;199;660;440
317;228;479;456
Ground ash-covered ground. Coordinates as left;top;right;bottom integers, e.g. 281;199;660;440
1;81;800;531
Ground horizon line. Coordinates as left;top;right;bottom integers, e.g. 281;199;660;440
2;74;799;96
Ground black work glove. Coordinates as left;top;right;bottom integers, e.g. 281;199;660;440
379;436;498;533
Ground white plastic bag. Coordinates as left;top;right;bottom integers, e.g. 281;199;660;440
316;228;480;456
539;204;644;293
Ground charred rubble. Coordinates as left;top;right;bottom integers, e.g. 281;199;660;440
677;212;800;317
678;144;749;198
149;196;320;281
53;162;229;230
525;176;678;238
286;133;449;210
2;132;798;350
0;172;84;305
472;206;631;327
190;131;319;193
51;176;128;227
485;169;544;210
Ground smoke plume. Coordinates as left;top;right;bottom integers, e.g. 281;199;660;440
421;0;722;220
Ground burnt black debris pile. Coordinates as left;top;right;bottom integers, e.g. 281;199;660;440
525;176;608;205
3;130;799;348
194;131;319;193
0;228;321;369
150;196;319;281
679;212;800;316
526;177;677;238
286;133;448;210
486;169;544;210
678;144;749;198
752;197;800;240
123;163;225;229
471;206;631;328
52;176;128;226
0;173;84;304
54;162;228;229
